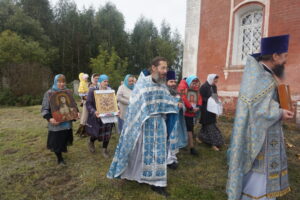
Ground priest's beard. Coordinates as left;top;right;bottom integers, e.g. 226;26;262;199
152;72;166;85
167;85;177;96
272;64;285;79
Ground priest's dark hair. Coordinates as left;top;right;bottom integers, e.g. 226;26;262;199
257;54;274;62
151;56;167;67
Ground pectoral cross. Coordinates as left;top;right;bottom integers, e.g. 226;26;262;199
270;139;278;147
271;161;279;169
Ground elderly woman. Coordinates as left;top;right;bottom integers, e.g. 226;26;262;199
41;74;79;165
199;74;224;151
116;74;135;133
86;74;114;158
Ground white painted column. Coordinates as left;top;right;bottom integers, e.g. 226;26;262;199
182;0;202;78
296;101;300;125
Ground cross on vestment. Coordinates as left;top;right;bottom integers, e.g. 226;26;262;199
270;139;278;147
271;161;279;169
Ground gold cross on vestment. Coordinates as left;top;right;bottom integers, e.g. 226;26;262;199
270;139;278;147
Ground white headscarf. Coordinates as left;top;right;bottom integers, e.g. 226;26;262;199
91;73;99;85
207;74;218;85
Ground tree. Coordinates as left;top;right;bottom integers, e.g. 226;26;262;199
0;30;52;101
0;0;58;68
171;30;184;80
0;1;48;44
0;0;183;84
94;3;129;58
129;16;158;74
52;0;80;79
156;23;183;78
19;0;54;34
160;20;171;41
0;0;17;32
0;30;46;66
90;47;127;89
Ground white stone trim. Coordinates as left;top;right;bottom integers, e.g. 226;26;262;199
218;92;300;102
232;5;263;65
296;101;300;124
225;0;235;70
234;0;270;38
182;0;202;78
224;68;244;79
218;90;239;97
224;0;270;79
292;95;300;101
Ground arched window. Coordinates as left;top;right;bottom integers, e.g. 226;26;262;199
231;5;263;66
238;10;263;64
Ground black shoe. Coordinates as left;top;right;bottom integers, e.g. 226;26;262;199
167;162;178;170
190;148;198;156
151;186;169;197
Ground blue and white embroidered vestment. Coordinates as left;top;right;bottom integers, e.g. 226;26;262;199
226;56;290;200
107;73;178;186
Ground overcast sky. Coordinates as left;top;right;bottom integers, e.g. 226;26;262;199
50;0;187;37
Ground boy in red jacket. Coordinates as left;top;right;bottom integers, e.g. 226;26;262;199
177;75;202;155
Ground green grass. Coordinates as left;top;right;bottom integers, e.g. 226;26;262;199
0;106;299;200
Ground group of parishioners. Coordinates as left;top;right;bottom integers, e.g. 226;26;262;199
41;34;294;200
107;57;224;196
41;56;224;196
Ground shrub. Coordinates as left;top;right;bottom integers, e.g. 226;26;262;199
0;88;16;106
0;89;43;106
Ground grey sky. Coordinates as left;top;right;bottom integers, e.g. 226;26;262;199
50;0;187;37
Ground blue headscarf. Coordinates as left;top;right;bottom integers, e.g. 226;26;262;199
186;75;198;87
124;74;134;90
52;74;66;91
98;74;109;83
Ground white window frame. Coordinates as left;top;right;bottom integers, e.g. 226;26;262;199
231;4;263;66
224;0;270;80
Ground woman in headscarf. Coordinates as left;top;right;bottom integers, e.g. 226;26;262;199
76;73;100;137
85;74;114;158
89;73;100;89
41;74;79;165
116;74;135;133
177;75;202;156
199;74;224;151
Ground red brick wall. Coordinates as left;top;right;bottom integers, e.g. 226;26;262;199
197;0;231;87
234;0;245;7
268;0;300;98
197;0;300;102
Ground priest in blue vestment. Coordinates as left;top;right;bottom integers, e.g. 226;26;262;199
165;70;188;169
107;57;179;197
227;35;294;200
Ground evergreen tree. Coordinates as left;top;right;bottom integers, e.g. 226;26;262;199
94;3;129;58
90;47;127;90
0;30;47;66
129;16;158;75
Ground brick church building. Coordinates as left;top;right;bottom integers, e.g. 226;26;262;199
183;0;300;112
